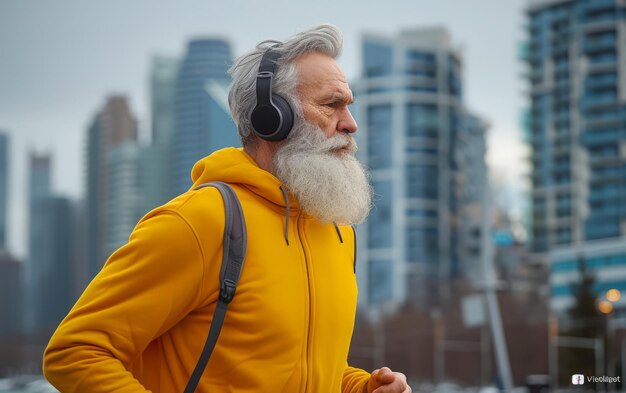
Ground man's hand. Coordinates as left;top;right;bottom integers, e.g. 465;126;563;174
366;367;411;393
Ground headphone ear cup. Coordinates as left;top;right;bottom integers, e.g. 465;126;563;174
268;94;294;141
250;104;282;138
250;48;294;142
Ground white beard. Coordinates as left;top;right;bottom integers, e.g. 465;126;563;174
273;120;373;225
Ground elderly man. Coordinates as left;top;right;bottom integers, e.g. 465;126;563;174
43;25;410;393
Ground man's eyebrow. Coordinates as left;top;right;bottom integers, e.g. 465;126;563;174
323;92;355;105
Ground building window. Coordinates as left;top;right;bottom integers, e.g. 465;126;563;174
406;104;438;139
406;164;438;199
404;50;436;77
368;259;393;303
368;181;392;248
364;42;393;77
406;227;438;264
367;105;393;169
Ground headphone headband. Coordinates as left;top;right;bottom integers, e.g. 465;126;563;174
258;48;281;74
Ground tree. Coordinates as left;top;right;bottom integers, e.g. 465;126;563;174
559;255;604;386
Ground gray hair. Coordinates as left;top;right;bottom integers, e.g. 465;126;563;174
228;24;343;148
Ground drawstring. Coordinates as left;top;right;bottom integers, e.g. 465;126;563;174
279;185;290;245
334;223;344;243
279;185;344;245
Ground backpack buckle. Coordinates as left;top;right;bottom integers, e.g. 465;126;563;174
219;279;236;304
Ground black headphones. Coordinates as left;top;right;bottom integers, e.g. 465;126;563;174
249;48;294;142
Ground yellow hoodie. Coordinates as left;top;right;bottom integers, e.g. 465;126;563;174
44;147;371;392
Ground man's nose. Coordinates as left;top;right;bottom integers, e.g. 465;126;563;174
338;107;358;134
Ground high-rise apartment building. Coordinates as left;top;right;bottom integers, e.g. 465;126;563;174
171;38;239;197
352;28;488;310
0;133;8;249
85;96;137;278
524;0;626;313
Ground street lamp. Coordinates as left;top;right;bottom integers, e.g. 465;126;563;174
598;289;621;392
598;300;614;315
606;289;621;303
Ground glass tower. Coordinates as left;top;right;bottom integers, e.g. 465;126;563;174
171;38;240;197
150;56;179;205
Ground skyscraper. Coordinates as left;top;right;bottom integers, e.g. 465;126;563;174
85;96;137;278
25;153;77;333
104;142;141;258
171;38;240;197
524;0;626;313
458;115;489;285
34;196;76;332
150;56;179;205
25;152;52;332
352;28;488;310
0;133;8;249
0;250;22;336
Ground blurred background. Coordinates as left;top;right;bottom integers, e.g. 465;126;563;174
0;0;625;391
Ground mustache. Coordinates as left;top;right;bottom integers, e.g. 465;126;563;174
285;126;358;156
321;133;357;155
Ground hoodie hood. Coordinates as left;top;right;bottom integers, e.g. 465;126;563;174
190;147;347;246
190;147;300;211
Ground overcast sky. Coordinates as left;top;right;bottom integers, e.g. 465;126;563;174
0;0;530;258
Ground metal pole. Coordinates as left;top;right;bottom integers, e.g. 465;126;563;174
621;338;626;392
481;323;490;387
596;338;606;393
607;312;615;392
433;308;445;384
549;315;558;390
372;308;385;367
481;183;514;391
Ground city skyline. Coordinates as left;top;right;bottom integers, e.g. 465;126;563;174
0;0;528;258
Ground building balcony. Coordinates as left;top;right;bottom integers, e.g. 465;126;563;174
587;53;618;70
524;68;545;85
580;94;618;110
583;18;618;34
585;73;618;90
590;174;624;186
585;219;621;240
581;129;623;146
584;38;617;54
589;154;622;167
583;0;617;13
584;118;621;132
588;187;626;203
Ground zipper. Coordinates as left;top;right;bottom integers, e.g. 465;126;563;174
297;213;313;393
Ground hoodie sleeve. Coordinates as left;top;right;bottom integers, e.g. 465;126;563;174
342;363;371;393
43;211;206;393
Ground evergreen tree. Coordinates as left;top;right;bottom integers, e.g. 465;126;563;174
558;255;604;386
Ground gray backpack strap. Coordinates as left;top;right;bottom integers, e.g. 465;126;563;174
184;181;247;393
